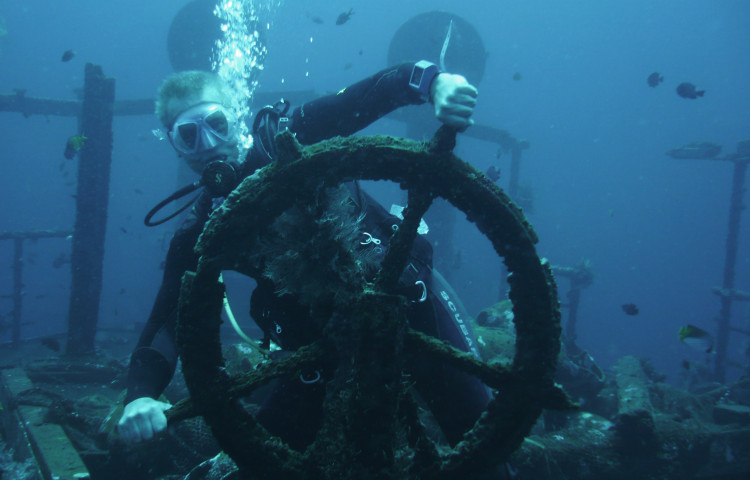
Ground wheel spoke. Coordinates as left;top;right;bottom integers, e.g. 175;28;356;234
227;340;329;398
376;187;433;293
404;329;514;391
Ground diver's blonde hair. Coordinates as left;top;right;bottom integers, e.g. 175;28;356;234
155;71;235;127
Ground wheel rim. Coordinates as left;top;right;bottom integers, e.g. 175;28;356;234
176;126;564;479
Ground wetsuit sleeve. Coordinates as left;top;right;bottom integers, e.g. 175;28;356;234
291;62;427;145
124;193;212;404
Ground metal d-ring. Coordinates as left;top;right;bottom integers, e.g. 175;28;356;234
413;280;427;303
299;369;321;384
360;232;381;245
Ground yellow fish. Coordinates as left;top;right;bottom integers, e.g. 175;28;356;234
678;324;714;353
64;133;87;159
69;134;87;150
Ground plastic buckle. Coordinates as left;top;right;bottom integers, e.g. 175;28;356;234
277;116;290;132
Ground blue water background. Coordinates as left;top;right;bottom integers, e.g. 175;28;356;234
1;0;749;382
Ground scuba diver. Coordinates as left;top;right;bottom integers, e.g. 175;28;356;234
117;60;490;453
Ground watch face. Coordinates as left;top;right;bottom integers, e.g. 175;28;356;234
410;67;425;87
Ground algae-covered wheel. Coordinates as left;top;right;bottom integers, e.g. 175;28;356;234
175;126;567;479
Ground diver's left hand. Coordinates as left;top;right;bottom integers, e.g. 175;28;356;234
430;74;478;131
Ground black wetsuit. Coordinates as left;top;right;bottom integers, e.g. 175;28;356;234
126;62;490;448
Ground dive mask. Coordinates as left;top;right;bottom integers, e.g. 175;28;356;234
168;102;237;155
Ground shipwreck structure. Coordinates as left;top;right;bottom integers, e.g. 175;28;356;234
667;140;750;381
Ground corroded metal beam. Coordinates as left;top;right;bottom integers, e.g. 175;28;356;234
66;64;115;356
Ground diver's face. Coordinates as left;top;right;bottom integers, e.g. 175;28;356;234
167;101;239;173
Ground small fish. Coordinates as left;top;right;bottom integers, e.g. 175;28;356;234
120;227;128;234
61;50;76;62
485;166;501;182
676;82;705;99
336;8;354;25
621;303;639;315
134;188;143;194
119;288;126;294
678;324;714;353
666;141;721;159
358;49;363;56
68;133;86;150
647;72;663;87
41;336;61;352
512;72;522;81
307;13;324;24
343;62;353;70
64;133;87;159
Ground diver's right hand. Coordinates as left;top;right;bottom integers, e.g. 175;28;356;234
117;397;171;444
430;73;478;131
